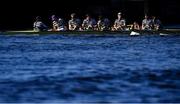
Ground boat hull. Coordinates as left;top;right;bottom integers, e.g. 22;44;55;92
1;29;180;35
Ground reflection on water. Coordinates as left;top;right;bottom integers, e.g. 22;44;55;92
0;34;180;103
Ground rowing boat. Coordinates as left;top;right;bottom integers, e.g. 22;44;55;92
1;29;180;35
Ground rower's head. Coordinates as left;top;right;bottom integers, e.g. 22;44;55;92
133;22;138;25
145;14;148;19
58;18;64;24
51;15;57;21
71;13;76;19
58;18;63;21
117;12;122;19
152;16;156;19
98;15;102;20
35;16;41;21
86;14;91;20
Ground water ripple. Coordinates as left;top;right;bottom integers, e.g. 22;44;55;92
0;34;180;103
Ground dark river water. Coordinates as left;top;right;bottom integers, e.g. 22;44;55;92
0;34;179;103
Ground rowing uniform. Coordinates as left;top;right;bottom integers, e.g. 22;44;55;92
51;15;60;31
68;19;80;30
151;19;162;30
52;20;59;31
142;19;151;30
97;19;104;31
103;18;110;30
97;18;110;31
76;18;81;28
57;18;67;31
82;18;96;30
33;21;47;32
132;22;140;30
114;19;126;30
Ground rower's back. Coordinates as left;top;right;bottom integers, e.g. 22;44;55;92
33;16;47;32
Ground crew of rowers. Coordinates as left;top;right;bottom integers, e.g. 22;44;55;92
33;12;162;32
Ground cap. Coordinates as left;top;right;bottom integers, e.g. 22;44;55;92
71;13;76;17
58;18;62;21
51;15;57;21
118;12;122;15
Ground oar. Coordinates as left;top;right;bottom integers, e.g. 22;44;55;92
130;31;140;36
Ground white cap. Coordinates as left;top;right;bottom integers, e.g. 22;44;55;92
118;12;122;15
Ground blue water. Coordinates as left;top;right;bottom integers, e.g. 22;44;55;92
0;34;180;103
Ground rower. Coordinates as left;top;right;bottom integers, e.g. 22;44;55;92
68;13;81;31
97;16;105;31
51;15;59;31
57;18;67;31
151;16;162;30
103;17;111;31
82;14;96;30
33;16;47;32
142;14;151;30
131;22;140;30
112;12;126;31
97;16;110;31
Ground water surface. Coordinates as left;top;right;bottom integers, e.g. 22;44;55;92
0;34;180;103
